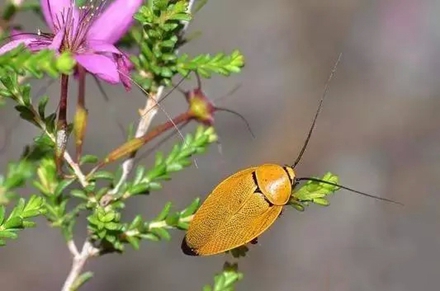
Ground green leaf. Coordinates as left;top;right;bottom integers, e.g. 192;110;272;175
313;197;330;206
0;46;75;78
79;155;99;165
71;272;94;291
3;216;23;229
89;171;114;181
165;212;180;227
71;189;89;200
105;222;121;231
129;183;151;195
292;172;340;206
129;215;143;230
180;198;200;217
0;230;18;239
102;212;116;223
205;266;244;291
0;207;4;224
126;236;140;250
141;233;160;242
54;179;75;197
155;202;172;221
150;228;171;241
38;95;49;119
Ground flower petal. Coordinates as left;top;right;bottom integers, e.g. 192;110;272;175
10;29;31;40
116;53;133;91
87;0;143;44
48;29;65;50
0;37;40;54
41;0;78;32
87;40;122;55
75;53;120;84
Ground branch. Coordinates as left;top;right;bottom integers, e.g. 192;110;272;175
110;0;197;195
63;1;197;288
61;241;99;291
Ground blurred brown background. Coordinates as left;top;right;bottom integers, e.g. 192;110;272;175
1;0;439;290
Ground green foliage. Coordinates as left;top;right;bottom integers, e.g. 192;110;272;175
71;271;94;291
87;207;123;250
0;160;34;205
177;50;245;78
203;263;243;291
85;127;217;253
123;198;200;250
34;158;80;240
289;172;340;211
132;0;244;93
0;195;46;246
0;68;61;138
0;46;75;78
123;126;217;198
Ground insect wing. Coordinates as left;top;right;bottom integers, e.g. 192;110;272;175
184;167;283;255
184;167;257;253
197;195;283;255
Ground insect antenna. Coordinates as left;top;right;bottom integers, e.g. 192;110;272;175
292;53;342;168
117;70;187;143
189;71;255;139
93;76;126;140
162;73;190;101
296;177;403;205
117;69;200;168
214;106;255;138
212;83;242;104
133;121;190;166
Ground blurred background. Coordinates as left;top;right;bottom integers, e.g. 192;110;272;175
1;0;440;290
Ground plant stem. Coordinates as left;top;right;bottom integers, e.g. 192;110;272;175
74;66;87;162
109;0;196;195
6;76;98;290
56;74;69;175
61;241;99;291
95;111;191;172
64;0;197;289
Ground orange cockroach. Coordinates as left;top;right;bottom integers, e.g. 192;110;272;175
181;54;402;256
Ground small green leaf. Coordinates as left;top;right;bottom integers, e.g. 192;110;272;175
80;155;99;164
126;235;140;250
129;215;143;230
71;189;89;200
0;230;18;239
3;217;23;229
180;198;200;217
155;202;172;221
105;222;121;231
313;198;330;206
0;207;5;224
133;166;145;184
89;171;114;181
142;233;160;242
150;228;171;241
165;212;180;226
54;179;75;196
102;212;116;223
38;95;49;118
129;183;150;195
71;272;93;291
176;221;189;230
148;181;162;191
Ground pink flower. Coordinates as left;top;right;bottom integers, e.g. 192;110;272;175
0;0;143;90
